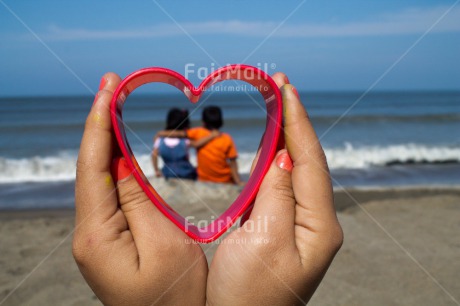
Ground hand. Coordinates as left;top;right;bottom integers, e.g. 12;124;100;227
206;73;343;305
73;73;207;305
210;129;221;138
155;170;163;178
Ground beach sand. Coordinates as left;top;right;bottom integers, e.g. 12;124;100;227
0;183;459;305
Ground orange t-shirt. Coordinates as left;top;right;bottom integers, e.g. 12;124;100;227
187;127;238;183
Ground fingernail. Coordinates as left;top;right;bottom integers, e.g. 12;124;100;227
99;77;107;90
284;75;290;84
276;151;293;171
292;86;300;99
92;92;99;106
111;157;132;182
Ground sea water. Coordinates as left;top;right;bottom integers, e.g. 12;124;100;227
0;90;459;209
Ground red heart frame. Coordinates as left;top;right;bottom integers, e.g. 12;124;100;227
110;65;282;243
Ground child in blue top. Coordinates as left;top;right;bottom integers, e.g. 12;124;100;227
152;108;216;180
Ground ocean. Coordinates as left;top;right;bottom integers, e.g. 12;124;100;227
1;90;459;209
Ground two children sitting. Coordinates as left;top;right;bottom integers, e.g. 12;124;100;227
152;106;243;185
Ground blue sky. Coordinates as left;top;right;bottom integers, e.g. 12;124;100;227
0;0;459;96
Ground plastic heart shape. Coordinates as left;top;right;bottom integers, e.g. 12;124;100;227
110;65;282;243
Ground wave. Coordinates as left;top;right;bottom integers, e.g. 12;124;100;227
325;143;460;169
0;154;78;183
0;144;459;183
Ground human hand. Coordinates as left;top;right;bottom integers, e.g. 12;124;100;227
73;73;207;305
210;129;221;138
206;73;343;305
155;170;163;178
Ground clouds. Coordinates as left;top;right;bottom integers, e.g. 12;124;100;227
39;5;460;41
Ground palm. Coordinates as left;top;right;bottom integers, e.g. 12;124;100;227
207;200;314;305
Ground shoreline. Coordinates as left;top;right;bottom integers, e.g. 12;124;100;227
1;185;459;218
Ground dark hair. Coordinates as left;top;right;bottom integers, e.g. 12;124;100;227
202;106;223;130
165;108;190;130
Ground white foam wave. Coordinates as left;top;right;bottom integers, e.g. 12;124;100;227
325;143;460;169
1;143;459;183
0;154;78;183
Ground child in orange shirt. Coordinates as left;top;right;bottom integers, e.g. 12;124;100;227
157;106;243;185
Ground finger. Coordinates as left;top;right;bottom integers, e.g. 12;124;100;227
114;163;183;261
243;150;296;242
271;73;289;150
281;84;337;226
248;72;289;176
242;72;291;225
75;72;122;227
272;72;290;88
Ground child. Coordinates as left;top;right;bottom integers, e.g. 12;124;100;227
152;108;216;180
157;106;243;185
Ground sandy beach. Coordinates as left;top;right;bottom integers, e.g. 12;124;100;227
0;184;459;305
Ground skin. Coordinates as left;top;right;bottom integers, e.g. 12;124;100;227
73;73;207;306
152;147;162;177
228;158;244;186
73;72;343;305
206;73;343;305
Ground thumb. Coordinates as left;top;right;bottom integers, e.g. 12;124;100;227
112;156;156;222
243;150;295;238
112;157;175;259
